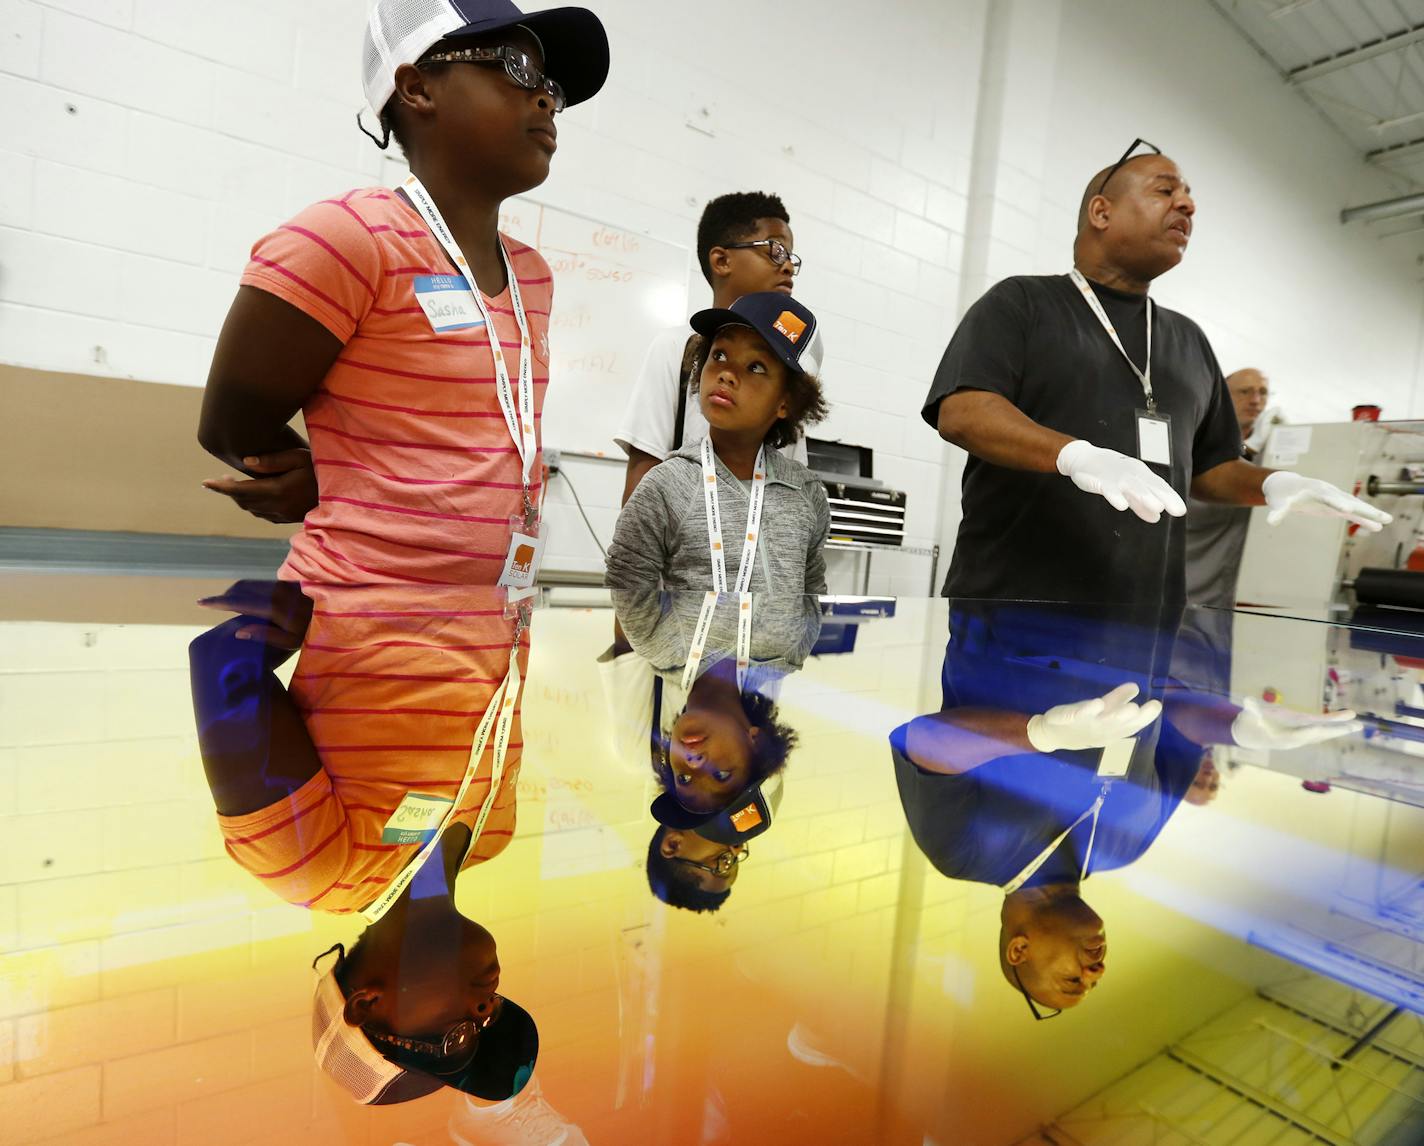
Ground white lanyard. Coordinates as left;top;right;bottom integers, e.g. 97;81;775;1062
681;590;753;691
402;174;538;525
1000;784;1107;896
1069;268;1156;413
700;437;767;595
361;623;525;924
682;440;766;690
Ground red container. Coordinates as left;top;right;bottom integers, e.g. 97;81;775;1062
1353;404;1382;422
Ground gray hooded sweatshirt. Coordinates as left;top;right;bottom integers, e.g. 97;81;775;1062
604;442;831;594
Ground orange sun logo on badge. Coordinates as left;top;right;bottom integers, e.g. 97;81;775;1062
772;310;806;344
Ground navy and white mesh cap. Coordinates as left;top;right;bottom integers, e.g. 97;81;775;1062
312;947;540;1105
690;292;824;378
362;0;609;117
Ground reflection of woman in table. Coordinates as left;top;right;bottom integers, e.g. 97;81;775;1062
187;580;541;1106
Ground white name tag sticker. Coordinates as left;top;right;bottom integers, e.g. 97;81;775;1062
1137;412;1172;468
497;528;546;591
381;791;455;845
413;274;486;333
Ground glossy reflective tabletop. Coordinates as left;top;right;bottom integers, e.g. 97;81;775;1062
2;580;1423;1145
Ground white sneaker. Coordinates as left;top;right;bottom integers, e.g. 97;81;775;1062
447;1075;590;1146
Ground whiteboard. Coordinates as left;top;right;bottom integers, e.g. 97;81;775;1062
498;198;693;457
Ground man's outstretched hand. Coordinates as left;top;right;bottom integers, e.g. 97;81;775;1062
1231;697;1362;751
1056;440;1187;524
203;448;317;524
1262;471;1391;533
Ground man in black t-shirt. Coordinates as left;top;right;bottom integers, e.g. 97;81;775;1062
924;144;1388;606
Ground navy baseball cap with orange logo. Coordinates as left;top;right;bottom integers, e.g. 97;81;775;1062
650;783;774;846
690;292;824;377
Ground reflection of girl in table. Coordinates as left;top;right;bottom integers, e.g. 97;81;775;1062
600;589;820;815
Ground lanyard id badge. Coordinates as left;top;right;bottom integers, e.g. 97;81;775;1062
1069;268;1157;413
1001;783;1109;895
682;441;766;690
361;615;526;924
498;517;548;596
1136;409;1173;468
1097;737;1135;777
401;174;541;554
700;438;766;596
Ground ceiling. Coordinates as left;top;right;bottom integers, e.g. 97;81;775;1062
1210;0;1424;230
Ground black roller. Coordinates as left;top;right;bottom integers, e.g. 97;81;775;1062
1354;567;1424;610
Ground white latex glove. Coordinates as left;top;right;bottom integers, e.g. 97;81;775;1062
1262;471;1392;533
1231;697;1362;750
1243;406;1282;455
1056;440;1187;524
1026;682;1163;753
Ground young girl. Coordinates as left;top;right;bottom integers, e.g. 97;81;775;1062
604;291;830;814
603;291;831;595
199;0;608;586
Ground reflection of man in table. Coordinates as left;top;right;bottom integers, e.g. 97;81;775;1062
889;601;1358;1017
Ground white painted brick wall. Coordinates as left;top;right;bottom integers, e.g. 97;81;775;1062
0;0;977;592
6;0;1418;590
1030;0;1424;429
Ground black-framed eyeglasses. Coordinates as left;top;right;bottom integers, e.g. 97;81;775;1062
364;996;503;1075
722;239;802;276
422;46;566;113
672;843;749;878
1010;965;1062;1021
1095;138;1162;197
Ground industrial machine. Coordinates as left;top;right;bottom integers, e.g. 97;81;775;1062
1228;420;1424;804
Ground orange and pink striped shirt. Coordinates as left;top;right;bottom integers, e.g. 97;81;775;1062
239;187;554;586
216;585;525;914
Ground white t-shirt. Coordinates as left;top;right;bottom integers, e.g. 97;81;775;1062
614;325;810;464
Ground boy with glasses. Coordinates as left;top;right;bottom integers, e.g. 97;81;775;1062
615;191;814;503
200;0;607;586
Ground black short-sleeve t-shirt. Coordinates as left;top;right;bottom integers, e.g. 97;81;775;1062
889;604;1202;886
923;274;1243;606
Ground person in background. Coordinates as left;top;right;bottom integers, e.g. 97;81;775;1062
1230;368;1278;458
642;769;781;914
1185;367;1277;608
615;191;812;504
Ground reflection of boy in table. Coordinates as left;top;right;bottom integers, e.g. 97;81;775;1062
189;581;526;912
189;579;543;1104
